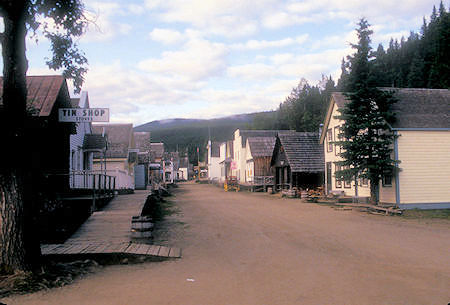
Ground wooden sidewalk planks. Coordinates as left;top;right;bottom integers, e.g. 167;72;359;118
158;246;170;257
40;191;182;260
41;242;182;258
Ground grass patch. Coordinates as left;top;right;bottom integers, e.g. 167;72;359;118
0;260;99;298
401;209;450;220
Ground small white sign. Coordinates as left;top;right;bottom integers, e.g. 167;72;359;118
59;108;109;122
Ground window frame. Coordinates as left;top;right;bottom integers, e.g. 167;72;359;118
334;126;341;156
335;164;342;188
382;172;393;187
327;129;333;152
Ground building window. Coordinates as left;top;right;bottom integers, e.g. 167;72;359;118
334;126;341;156
335;164;342;188
383;172;393;187
71;150;76;170
327;129;333;152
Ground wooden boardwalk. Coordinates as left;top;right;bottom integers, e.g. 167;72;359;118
41;242;181;258
41;190;181;259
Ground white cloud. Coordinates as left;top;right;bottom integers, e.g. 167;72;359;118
227;46;349;84
127;4;145;15
231;34;308;50
138;38;228;81
148;28;185;45
82;1;132;42
227;63;273;80
144;0;281;37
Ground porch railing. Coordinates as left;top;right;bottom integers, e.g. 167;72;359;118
70;169;134;190
249;176;274;185
69;170;116;191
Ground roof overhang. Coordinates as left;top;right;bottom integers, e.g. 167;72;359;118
320;95;337;144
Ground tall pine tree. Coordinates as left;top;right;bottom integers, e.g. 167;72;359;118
335;19;398;205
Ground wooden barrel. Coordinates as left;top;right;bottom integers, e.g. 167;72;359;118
131;230;152;239
131;215;154;231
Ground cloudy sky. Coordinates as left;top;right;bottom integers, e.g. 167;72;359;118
25;0;440;126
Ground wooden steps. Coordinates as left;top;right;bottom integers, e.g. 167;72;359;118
41;242;182;258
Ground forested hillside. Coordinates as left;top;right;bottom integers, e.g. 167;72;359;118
134;113;274;163
339;2;450;90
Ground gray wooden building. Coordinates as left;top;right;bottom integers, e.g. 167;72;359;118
271;132;324;190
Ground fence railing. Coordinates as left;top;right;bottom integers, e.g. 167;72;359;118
69;170;116;191
105;169;134;190
70;169;134;190
249;176;274;185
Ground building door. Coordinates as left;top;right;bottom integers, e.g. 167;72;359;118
326;162;332;194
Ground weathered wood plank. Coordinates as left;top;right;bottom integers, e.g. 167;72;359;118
101;243;121;254
144;245;158;255
51;244;70;255
40;244;60;254
64;243;91;254
149;245;161;256
93;242;112;253
116;242;131;253
158;246;170;257
135;244;151;255
58;243;81;254
125;243;141;254
168;247;182;258
82;242;105;254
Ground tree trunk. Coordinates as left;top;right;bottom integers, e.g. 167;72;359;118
0;170;27;273
369;176;380;205
0;0;41;274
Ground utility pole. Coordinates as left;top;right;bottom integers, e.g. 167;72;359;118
197;146;200;182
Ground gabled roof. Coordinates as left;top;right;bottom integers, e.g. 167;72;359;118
134;131;151;152
150;143;164;159
276;132;324;173
238;130;281;147
0;75;71;116
321;89;450;143
247;137;276;158
71;98;80;108
83;134;107;151
388;88;449;129
92;123;134;158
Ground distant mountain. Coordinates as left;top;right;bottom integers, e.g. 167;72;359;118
134;112;275;164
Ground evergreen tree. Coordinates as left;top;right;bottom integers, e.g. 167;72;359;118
335;19;398;204
337;58;349;91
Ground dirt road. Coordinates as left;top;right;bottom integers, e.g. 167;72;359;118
4;182;450;305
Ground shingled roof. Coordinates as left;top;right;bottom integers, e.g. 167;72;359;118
388;88;450;129
276;132;324;173
150;143;164;159
247;137;276;158
83;134;107;151
92;124;134;158
331;89;450;129
0;75;71;117
238;130;280;147
134;132;151;152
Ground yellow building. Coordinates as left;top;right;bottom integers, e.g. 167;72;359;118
320;89;450;209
